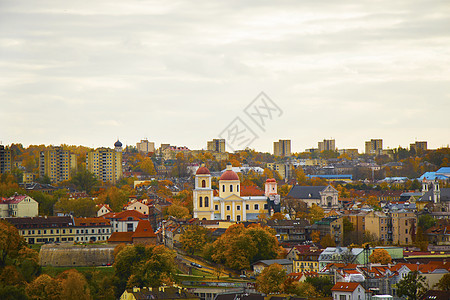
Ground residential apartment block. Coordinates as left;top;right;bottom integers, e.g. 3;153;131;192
365;210;417;245
0;145;11;174
86;147;122;184
136;139;155;154
207;139;226;153
365;139;383;155
273;139;291;157
318;139;335;152
39;146;77;184
410;141;428;152
266;162;292;180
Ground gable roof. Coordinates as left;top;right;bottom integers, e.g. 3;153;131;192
331;282;363;292
287;185;327;199
132;220;157;238
103;210;147;220
107;232;133;243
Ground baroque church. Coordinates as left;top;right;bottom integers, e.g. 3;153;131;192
193;164;280;221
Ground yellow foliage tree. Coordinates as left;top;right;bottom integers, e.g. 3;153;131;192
369;248;392;264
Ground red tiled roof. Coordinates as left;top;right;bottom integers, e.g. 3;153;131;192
0;195;30;204
103;210;147;220
196;166;211;175
220;170;239;181
107;232;133;243
74;217;110;226
331;282;362;292
132;220;156;238
240;185;265;196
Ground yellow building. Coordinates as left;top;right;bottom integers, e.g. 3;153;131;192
266;162;292;180
86;146;122;184
274;139;291;157
0;145;12;174
365;211;391;244
193;164;275;222
391;211;416;245
207;139;226;153
39;146;77;184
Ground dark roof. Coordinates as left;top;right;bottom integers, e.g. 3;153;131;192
420;290;450;300
114;140;122;147
2;216;74;228
287;185;327;199
421;188;450;202
266;219;309;228
129;287;198;300
215;293;264;300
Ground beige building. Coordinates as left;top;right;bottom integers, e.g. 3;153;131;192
39;146;77;184
267;162;292;179
22;172;37;184
193;164;275;222
365;139;383;155
391;211;416;245
274;139;291;157
318;139;335;152
364;211;391;244
410;141;427;152
0;145;12;174
86;147;122;184
207;139;226;153
0;194;39;217
136;139;155;154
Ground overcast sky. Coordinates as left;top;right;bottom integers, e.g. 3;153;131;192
1;0;449;153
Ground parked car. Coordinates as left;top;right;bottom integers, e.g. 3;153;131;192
190;262;202;268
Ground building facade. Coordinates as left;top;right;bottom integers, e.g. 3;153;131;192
207;139;226;153
274;139;291;157
0;194;39;217
365;139;383;155
0;145;11;174
86;147;122;184
193;165;276;222
39;146;77;184
136;139;155;154
287;185;340;209
318;139;335;152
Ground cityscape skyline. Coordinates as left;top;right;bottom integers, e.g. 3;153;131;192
1;1;449;152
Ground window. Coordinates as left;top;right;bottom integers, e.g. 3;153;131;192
254;204;259;210
226;215;231;221
199;196;203;207
246;204;249;210
264;204;268;209
222;185;225;192
215;205;219;211
405;229;408;234
202;180;206;188
205;197;209;207
227;205;230;211
237;185;239;192
230;185;233;192
127;223;134;232
237;215;241;221
237;205;241;211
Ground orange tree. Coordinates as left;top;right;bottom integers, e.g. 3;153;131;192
369;248;392;264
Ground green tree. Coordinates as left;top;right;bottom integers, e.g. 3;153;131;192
54;198;97;217
397;270;428;300
70;169;98;194
434;273;450;291
305;276;333;296
418;214;436;231
343;217;355;246
256;263;286;294
180;225;210;255
114;244;176;296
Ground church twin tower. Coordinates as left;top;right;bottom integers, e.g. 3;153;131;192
193;164;279;222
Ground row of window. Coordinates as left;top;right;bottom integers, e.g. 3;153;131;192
23;229;73;235
222;184;239;193
211;203;268;211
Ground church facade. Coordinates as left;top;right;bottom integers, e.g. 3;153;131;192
193;164;279;222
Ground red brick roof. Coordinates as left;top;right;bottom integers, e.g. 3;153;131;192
103;210;147;220
107;232;133;243
331;282;363;292
240;185;265;196
132;220;156;238
74;217;110;226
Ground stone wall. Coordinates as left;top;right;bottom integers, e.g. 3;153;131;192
39;243;116;267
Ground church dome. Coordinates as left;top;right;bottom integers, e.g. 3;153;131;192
220;165;239;181
196;166;211;175
114;140;122;147
266;178;277;183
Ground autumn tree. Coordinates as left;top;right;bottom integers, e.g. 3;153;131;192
256;263;286;294
96;186;131;212
369;249;392;264
139;157;156;176
208;224;279;270
321;234;336;248
292;282;320;298
58;269;91;300
365;196;380;208
308;204;324;223
26;274;62;300
54;197;97;217
343;217;355;246
397;270;428;300
311;231;320;244
114;244;176;297
166;204;190;219
305;276;334;296
270;212;286;220
180;225;210;255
